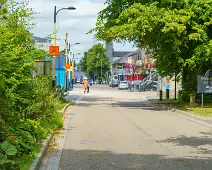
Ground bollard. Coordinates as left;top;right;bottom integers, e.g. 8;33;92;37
166;89;169;99
159;90;163;100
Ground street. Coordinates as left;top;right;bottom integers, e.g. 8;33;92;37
40;84;212;170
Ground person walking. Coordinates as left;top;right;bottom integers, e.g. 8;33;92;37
83;79;88;94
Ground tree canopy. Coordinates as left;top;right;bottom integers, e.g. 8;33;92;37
91;0;212;100
0;1;63;168
79;44;110;81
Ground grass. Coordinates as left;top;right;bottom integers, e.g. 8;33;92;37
57;98;71;111
188;104;212;117
149;99;212;117
18;144;42;170
17;98;70;170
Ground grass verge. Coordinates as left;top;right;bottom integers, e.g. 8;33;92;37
57;98;71;111
17;99;70;170
149;99;212;117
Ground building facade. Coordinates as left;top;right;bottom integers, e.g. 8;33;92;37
32;36;52;76
105;42;135;80
105;42;156;82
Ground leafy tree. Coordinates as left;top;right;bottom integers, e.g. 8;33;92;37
79;51;88;73
79;44;110;82
92;0;212;102
0;0;64;168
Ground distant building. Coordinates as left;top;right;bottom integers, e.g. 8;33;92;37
105;42;134;64
32;36;52;76
105;42;156;82
105;42;135;80
31;36;52;52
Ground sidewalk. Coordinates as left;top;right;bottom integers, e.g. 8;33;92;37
141;91;212;123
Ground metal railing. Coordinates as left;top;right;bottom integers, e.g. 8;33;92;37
139;72;158;91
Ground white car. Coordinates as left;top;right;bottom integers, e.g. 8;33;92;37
118;81;128;90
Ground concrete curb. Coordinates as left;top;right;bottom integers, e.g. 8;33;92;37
61;100;74;115
30;100;74;170
30;134;54;170
147;100;212;123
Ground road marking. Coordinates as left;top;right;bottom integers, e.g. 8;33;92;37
42;94;84;170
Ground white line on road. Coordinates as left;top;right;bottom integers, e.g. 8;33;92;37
41;94;84;170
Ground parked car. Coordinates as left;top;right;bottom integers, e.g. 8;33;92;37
111;80;119;87
76;79;81;83
118;81;128;90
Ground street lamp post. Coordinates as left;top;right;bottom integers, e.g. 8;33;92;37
68;42;80;63
101;60;102;83
72;52;81;88
68;43;80;90
52;5;76;87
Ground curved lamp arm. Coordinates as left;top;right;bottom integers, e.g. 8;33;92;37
56;8;67;15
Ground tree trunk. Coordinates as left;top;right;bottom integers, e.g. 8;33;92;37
190;94;196;108
190;72;197;107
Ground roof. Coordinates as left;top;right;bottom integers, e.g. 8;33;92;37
112;48;143;64
32;36;51;43
113;51;133;58
112;53;128;64
127;49;142;57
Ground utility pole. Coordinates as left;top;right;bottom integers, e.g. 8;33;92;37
101;60;102;83
53;6;57;87
65;33;68;91
52;5;76;88
72;53;75;88
68;43;72;90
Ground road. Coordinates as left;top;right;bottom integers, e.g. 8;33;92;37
40;84;212;170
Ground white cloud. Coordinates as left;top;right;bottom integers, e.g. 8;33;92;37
26;0;136;61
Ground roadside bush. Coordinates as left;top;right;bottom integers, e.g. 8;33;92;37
179;90;212;105
0;77;64;169
0;1;65;169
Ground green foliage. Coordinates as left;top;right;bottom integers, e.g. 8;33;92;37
79;51;88;73
0;1;64;169
92;0;212;101
79;44;110;81
1;141;17;156
56;86;68;100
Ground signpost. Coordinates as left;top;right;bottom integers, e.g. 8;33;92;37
197;69;212;108
49;46;60;56
65;64;72;71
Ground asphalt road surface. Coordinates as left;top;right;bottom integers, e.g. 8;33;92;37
40;84;212;170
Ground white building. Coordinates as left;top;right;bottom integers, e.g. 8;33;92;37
31;36;52;76
31;36;52;52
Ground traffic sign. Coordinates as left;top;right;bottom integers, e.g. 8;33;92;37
49;46;60;56
66;64;72;71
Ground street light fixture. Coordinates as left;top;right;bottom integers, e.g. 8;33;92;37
67;6;76;10
67;43;80;90
52;5;76;88
69;42;80;51
71;52;81;88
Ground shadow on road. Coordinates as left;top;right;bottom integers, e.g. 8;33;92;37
157;135;212;155
111;101;167;111
59;149;212;170
80;96;112;102
74;95;167;111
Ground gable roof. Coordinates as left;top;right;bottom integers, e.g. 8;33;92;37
112;48;142;64
113;51;133;58
112;53;128;64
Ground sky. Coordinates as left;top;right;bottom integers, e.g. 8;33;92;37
27;0;137;63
